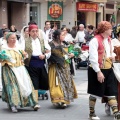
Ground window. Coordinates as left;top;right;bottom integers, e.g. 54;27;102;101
30;3;40;26
50;21;60;29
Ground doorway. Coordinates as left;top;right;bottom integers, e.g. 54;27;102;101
77;12;86;26
96;12;101;28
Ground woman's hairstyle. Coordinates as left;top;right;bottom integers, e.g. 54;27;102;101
88;25;94;30
95;21;112;35
52;30;60;40
61;26;66;30
61;26;70;33
52;30;64;43
6;32;15;41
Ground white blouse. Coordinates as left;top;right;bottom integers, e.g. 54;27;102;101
112;38;120;47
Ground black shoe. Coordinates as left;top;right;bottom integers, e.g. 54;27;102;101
61;103;67;109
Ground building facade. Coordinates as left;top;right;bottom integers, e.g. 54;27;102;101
0;0;120;31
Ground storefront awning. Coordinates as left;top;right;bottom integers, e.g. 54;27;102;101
7;0;33;3
76;2;98;12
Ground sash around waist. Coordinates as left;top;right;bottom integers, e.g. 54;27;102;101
29;56;45;68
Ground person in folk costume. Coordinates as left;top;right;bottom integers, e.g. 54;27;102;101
88;21;120;120
0;32;40;113
102;24;120;116
112;24;120;46
0;29;10;97
0;29;18;97
24;24;51;100
48;30;78;108
18;26;29;50
111;24;120;112
0;29;19;49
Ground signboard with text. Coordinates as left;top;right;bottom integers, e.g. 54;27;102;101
76;2;98;12
47;1;63;21
7;0;32;3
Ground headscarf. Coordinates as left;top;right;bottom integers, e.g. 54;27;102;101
29;24;38;32
6;32;14;41
19;26;28;43
95;21;112;35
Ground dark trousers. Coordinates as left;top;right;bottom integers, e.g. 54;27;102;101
26;66;49;90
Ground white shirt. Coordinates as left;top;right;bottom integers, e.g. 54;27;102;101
31;37;42;56
75;31;85;42
64;33;74;42
45;29;53;42
31;30;51;59
89;38;115;72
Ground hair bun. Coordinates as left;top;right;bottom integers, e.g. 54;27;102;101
52;30;60;40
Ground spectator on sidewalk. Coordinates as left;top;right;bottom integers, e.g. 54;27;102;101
10;25;20;40
44;21;54;42
75;24;86;46
84;25;94;45
0;24;7;38
70;26;78;39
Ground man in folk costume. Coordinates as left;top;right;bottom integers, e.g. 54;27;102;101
88;21;120;120
24;24;51;100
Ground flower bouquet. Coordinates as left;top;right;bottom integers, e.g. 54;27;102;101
0;50;16;63
68;44;81;57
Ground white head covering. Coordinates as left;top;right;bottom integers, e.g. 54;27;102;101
19;26;28;50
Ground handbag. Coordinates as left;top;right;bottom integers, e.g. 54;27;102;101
112;62;120;82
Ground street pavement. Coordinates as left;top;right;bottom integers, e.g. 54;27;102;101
0;68;114;120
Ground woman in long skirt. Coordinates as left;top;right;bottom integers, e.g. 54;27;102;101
48;30;78;108
1;32;40;113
